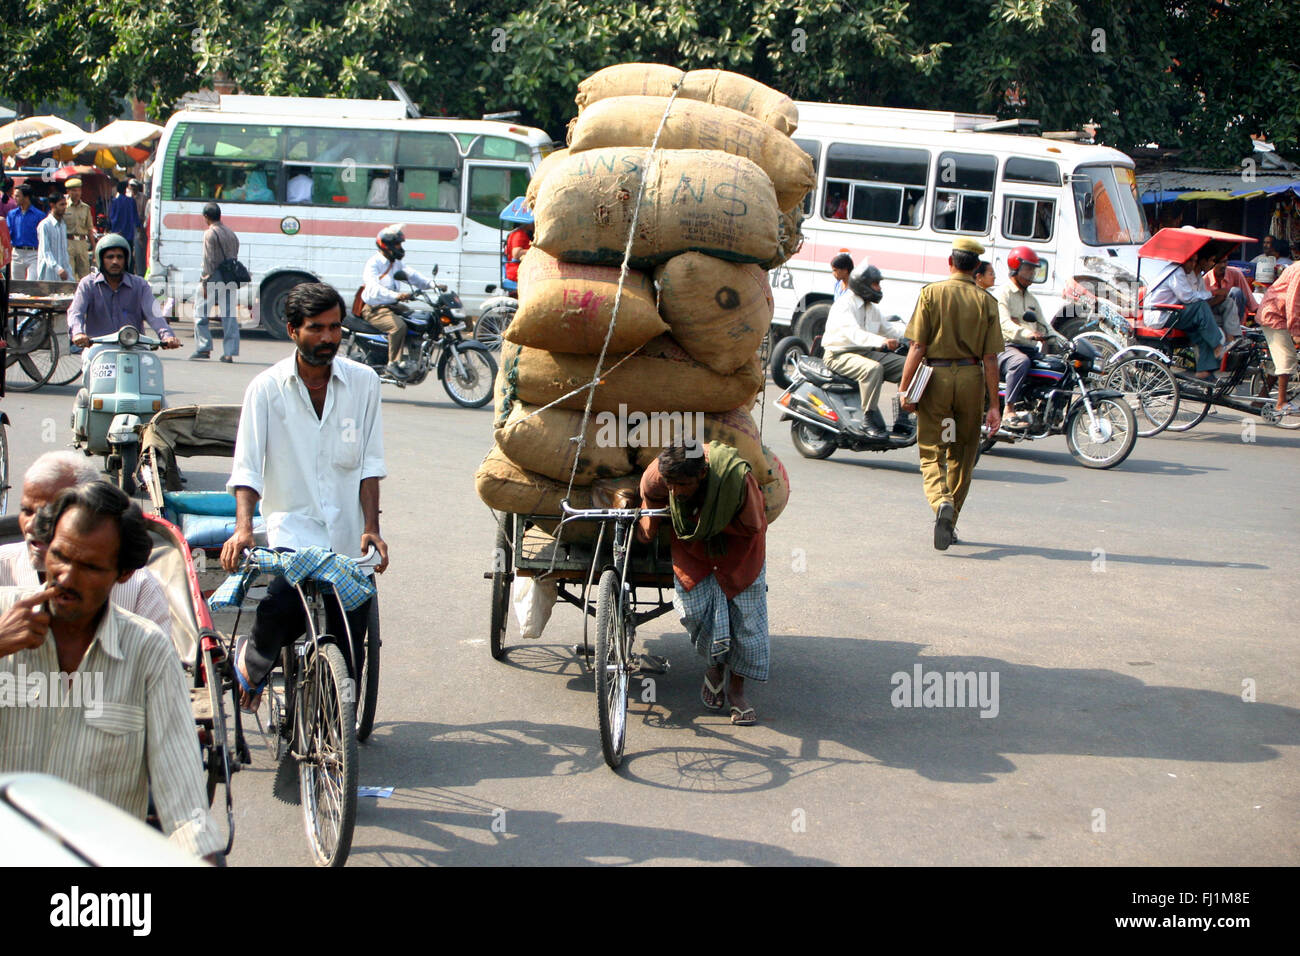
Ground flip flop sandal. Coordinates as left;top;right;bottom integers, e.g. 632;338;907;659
701;671;727;711
233;637;269;714
729;704;757;726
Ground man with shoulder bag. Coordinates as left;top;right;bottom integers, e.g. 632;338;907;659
193;202;243;363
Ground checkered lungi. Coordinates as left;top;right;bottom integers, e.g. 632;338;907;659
673;565;769;682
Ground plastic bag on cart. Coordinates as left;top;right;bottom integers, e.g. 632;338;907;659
513;576;558;639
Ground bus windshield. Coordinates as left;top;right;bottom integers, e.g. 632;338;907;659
1072;164;1149;246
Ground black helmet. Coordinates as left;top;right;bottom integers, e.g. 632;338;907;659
376;224;406;260
848;263;883;304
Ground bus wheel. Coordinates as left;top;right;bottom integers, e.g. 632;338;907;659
260;275;309;340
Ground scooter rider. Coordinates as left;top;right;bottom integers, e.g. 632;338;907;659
995;246;1058;427
68;233;181;351
821;262;910;439
360;224;436;380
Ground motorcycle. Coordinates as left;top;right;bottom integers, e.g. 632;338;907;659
979;335;1138;469
773;342;918;460
71;326;165;493
344;266;498;408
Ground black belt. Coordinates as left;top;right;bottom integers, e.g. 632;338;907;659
14;245;35;250
926;357;979;367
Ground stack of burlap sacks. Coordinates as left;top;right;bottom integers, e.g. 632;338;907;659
476;64;811;535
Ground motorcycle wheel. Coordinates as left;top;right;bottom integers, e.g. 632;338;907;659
770;336;807;390
1065;396;1137;469
440;343;497;408
789;421;836;459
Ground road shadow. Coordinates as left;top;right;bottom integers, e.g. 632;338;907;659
947;540;1267;570
979;445;1225;476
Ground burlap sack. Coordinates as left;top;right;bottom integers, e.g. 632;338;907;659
495;401;635;485
576;64;798;136
632;405;770;484
505;335;762;414
525;148;569;210
493;350;518;427
763;204;806;269
761;446;790;524
568;96;813;211
476;445;591;517
680;69;799;137
655;252;773;374
504;247;666;354
575;63;684;109
532;147;779;268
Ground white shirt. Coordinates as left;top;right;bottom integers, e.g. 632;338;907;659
360;252;433;308
0;542;171;642
36;214;70;281
228;355;386;557
287;174;313;204
1144;262;1210;328
821;292;905;354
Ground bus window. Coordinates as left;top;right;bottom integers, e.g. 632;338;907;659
824;143;929;228
1004;196;1055;242
1003;157;1060;186
174;160;281;203
794;138;820;216
467;166;530;228
285;128;396;166
398;132;462;212
299;166;392;207
468;136;533;162
179;123;283;160
932;152;995;234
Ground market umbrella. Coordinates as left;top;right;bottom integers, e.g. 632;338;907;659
70;120;164;155
13;128;87;162
0;115;83;155
52;164;98;182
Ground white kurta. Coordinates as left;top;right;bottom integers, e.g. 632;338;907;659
35;214;71;281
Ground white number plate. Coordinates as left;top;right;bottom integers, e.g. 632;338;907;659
444;322;465;334
93;364;116;379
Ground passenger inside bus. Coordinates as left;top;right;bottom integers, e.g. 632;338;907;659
227;169;275;202
824;183;848;219
367;171;391;208
286;166;313;204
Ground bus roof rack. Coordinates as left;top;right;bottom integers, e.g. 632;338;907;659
795;102;1010;133
215;94;410;120
973;117;1041;135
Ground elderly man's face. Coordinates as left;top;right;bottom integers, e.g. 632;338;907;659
18;475;71;570
44;507;129;622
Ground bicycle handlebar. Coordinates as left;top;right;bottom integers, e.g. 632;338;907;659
558;498;670;522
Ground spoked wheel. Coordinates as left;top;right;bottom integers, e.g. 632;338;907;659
4;310;59;392
0;423;9;514
297;643;358;867
1105;356;1180;437
594;568;630;770
1164;378;1213;432
50;341;85;387
1065;396;1138;469
474;305;514;351
1251;367;1300;430
789;420;836;459
489;514;513;660
440;344;497;407
355;596;381;742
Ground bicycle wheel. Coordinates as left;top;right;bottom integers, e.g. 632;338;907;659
4;311;59;392
297;642;358;867
489;515;513;661
1164;388;1213;432
1104;356;1179;437
0;424;8;515
50;342;84;386
594;568;629;769
355;596;380;742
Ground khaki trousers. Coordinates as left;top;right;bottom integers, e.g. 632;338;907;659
68;240;91;281
825;349;903;412
362;305;407;364
916;364;984;519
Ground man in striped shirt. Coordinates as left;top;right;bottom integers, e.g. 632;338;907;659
0;453;171;644
0;482;221;860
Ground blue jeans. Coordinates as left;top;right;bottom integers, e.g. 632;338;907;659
195;284;239;356
1171;300;1225;372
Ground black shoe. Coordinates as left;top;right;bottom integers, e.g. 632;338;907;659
892;412;916;434
189;351;210;361
934;502;955;551
219;355;234;364
865;409;890;434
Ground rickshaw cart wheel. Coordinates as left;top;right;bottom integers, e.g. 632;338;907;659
490;514;513;660
594;568;629;769
355;595;381;742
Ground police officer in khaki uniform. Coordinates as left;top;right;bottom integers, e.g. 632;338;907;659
899;237;1003;550
63;178;94;281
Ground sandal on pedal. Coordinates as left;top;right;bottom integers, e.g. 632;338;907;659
233;637;268;713
729;704;757;726
701;670;726;711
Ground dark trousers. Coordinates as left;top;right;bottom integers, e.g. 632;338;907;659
999;343;1039;406
1170;300;1225;372
244;576;370;685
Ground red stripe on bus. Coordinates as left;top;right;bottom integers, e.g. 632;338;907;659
162;213;460;241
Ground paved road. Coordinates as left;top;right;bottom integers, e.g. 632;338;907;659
5;331;1297;866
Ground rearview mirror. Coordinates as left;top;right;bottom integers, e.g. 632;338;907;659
393;270;408;282
430;263;439;276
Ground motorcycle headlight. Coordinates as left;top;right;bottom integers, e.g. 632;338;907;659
450;308;466;319
118;326;139;348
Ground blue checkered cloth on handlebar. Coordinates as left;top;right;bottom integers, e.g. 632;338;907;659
208;547;375;613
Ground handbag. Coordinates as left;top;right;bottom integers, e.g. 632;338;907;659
212;227;250;285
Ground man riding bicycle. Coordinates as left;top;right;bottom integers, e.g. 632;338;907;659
221;282;389;709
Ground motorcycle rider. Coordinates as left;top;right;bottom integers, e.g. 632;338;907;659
360;223;437;380
821;262;911;439
995;246;1057;428
68;233;181;352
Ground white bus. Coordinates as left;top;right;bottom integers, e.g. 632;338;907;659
147;95;552;337
771;102;1149;353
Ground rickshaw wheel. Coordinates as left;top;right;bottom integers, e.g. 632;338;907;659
490;515;513;660
298;643;358;867
594;568;629;770
355;595;381;742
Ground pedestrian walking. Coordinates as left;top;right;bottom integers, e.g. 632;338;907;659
6;183;45;280
899;237;1004;550
63;177;94;280
129;178;147;275
107;179;140;253
193;203;240;363
35;192;72;282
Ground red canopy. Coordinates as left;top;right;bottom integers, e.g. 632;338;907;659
1139;227;1255;263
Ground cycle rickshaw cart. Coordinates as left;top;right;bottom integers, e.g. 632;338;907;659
487;500;674;769
1100;227;1300;434
137;403;382;866
472;196;533;352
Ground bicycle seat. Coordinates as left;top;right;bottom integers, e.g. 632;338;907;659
796;356;858;391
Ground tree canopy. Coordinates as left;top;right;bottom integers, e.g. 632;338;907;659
3;0;1295;165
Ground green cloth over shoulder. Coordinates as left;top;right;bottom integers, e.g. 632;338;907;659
669;441;751;554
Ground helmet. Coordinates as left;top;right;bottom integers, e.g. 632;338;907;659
1007;245;1041;272
95;233;132;272
848;263;884;304
376;224;407;259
